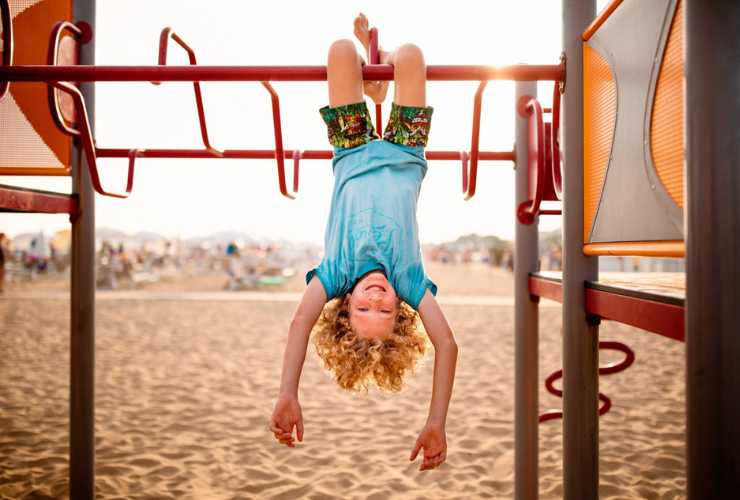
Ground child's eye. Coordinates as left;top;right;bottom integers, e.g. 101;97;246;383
358;307;369;312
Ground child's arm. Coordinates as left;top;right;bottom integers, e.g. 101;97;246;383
269;276;327;447
410;289;458;470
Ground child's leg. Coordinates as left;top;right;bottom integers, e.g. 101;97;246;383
382;44;432;147
321;39;378;149
389;44;426;107
327;39;364;108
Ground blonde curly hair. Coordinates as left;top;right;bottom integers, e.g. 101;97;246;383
312;296;427;392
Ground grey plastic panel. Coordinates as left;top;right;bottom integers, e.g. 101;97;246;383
587;0;683;243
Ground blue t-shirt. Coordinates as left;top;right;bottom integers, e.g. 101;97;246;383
306;139;437;310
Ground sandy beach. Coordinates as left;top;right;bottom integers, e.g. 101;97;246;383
0;263;685;499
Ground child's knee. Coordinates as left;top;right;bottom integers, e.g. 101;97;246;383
328;39;359;66
394;43;425;72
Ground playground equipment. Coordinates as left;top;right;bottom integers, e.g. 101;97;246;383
1;0;738;499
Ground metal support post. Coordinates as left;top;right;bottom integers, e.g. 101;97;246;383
685;0;740;497
70;0;96;498
514;81;539;500
561;1;598;498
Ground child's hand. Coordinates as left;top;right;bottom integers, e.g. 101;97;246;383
409;421;447;471
269;394;304;448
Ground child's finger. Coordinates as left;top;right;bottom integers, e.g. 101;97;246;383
409;440;423;461
296;419;304;442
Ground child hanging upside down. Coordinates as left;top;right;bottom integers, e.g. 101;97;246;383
270;14;458;472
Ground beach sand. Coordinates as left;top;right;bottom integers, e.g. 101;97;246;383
0;263;685;499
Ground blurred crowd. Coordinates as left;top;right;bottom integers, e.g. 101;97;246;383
0;230;318;292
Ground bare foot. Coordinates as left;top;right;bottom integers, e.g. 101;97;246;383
353;13;371;53
353;13;389;104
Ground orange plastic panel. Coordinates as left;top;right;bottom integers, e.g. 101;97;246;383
650;0;684;208
583;43;617;243
584;241;684;257
0;0;73;175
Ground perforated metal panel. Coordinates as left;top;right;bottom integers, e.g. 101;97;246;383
583;43;617;243
650;0;684;209
0;0;73;175
582;0;684;256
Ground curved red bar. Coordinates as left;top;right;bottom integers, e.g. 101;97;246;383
153;28;220;156
539;341;635;423
47;21;87;136
51;81;134;198
464;81;488;200
261;81;297;199
460;151;470;193
0;0;13;101
517;97;545;223
550;81;563;200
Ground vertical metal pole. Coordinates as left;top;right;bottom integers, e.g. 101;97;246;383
514;81;539;500
70;0;95;498
561;1;598;499
685;1;740;497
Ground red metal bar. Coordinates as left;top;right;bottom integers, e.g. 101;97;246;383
460;151;469;193
369;27;383;135
292;150;301;193
585;288;685;342
517;97;545;224
550;80;563;200
153;28;220;156
0;184;78;214
0;64;565;83
47;21;89;136
96;147;515;162
529;275;563;303
52;81;134;198
0;0;12;100
464;81;488;200
261;81;296;199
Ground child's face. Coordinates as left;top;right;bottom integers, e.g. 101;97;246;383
347;271;399;340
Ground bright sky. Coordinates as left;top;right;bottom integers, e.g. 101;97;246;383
2;0;585;244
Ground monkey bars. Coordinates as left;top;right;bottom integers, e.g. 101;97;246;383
0;9;562;201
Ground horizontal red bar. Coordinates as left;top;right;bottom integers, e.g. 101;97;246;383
0;185;77;214
529;275;563;303
585;288;685;342
529;275;685;341
96;148;516;162
0;64;564;82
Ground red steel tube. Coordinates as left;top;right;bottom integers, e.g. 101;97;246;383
154;28;221;156
96;148;515;162
465;81;488;200
0;184;78;214
0;64;564;82
47;21;86;136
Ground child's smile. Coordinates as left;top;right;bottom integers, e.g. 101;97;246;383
348;271;399;340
